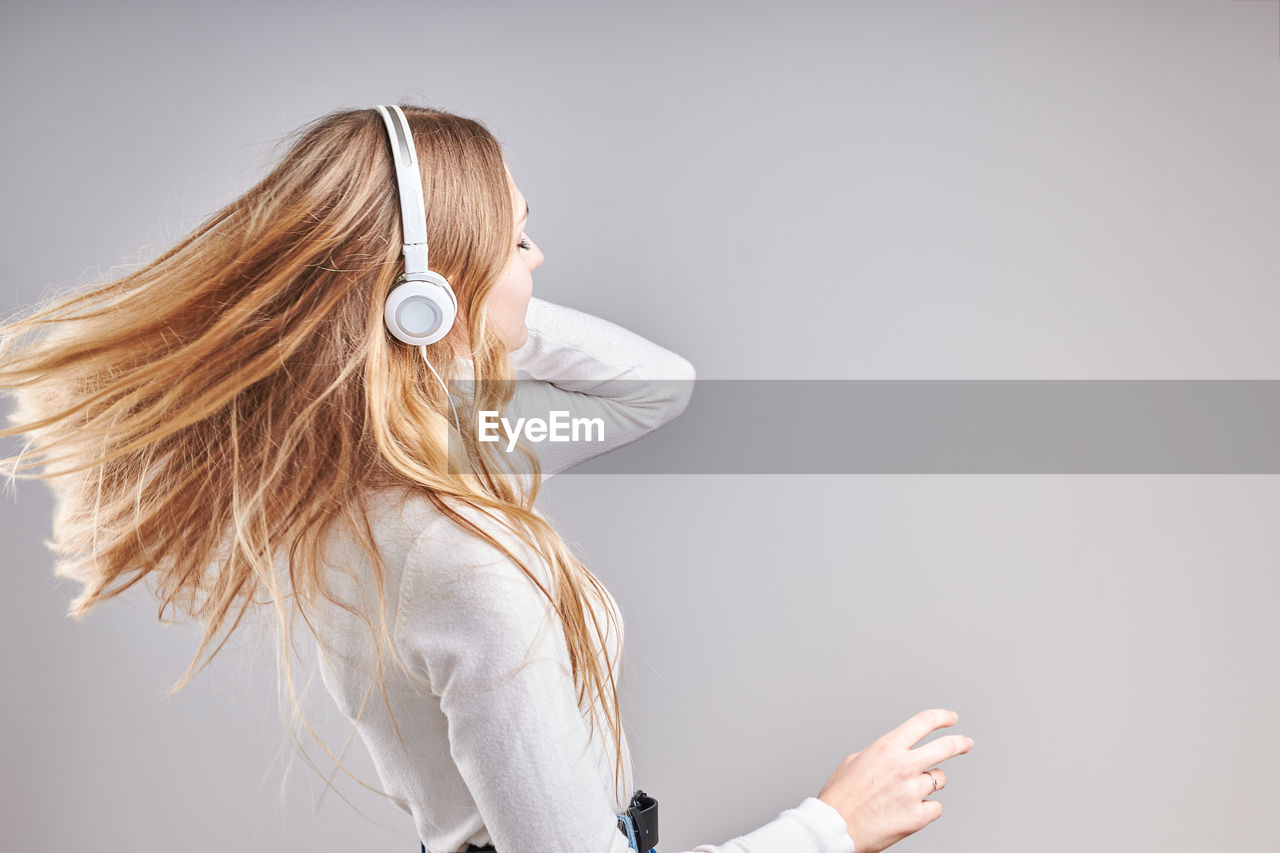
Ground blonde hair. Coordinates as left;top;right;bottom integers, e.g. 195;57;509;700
0;104;628;809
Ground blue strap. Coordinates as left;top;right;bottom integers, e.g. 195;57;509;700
617;809;640;850
616;810;657;852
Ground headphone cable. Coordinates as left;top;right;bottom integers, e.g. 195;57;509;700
419;344;462;439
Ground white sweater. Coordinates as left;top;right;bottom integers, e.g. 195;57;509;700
310;297;857;853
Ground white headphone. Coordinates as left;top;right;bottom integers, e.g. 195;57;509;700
375;104;464;440
374;104;458;346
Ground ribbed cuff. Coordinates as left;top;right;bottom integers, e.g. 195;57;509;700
792;797;857;853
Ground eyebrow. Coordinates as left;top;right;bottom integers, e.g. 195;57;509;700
519;200;530;223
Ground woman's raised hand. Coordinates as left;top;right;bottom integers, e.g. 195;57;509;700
816;708;973;853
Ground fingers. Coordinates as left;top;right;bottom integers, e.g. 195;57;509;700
919;798;943;825
884;708;958;750
909;733;973;771
920;767;947;797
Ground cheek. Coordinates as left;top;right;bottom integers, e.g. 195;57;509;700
503;258;533;301
492;269;531;331
502;264;530;300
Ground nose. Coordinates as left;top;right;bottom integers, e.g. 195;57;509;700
529;243;544;271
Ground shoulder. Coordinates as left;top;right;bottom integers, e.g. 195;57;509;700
356;487;539;569
391;496;571;690
396;495;554;615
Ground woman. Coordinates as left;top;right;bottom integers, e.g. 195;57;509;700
0;104;972;852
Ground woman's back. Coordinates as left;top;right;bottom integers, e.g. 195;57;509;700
310;484;632;852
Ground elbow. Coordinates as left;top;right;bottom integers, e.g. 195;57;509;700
669;355;696;418
622;350;696;431
651;353;696;422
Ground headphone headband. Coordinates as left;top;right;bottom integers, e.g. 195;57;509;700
374;104;430;276
373;104;458;349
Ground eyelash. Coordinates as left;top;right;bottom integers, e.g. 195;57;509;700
517;236;533;251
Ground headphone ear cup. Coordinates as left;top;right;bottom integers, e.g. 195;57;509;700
384;271;458;346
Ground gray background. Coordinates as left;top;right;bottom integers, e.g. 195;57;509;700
3;0;1278;850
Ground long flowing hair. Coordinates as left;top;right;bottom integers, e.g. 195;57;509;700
0;104;627;809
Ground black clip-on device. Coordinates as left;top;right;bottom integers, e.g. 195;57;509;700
617;789;659;850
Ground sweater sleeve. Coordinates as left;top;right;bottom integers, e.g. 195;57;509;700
397;509;858;853
497;296;697;482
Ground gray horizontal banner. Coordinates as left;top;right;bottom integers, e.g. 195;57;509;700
445;380;1280;474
